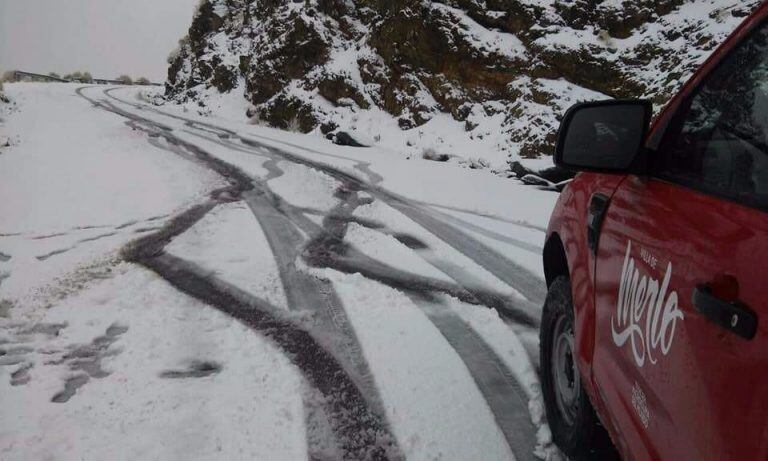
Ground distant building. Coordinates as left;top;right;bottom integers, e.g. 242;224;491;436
13;71;68;83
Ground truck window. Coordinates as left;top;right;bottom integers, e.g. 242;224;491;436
657;20;768;210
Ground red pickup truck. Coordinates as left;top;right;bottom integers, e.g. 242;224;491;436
540;4;768;460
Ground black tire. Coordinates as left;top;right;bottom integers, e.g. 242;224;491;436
540;276;608;459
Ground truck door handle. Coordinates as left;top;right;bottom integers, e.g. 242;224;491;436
692;284;758;340
587;193;610;254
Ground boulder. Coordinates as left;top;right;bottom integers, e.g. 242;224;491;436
328;131;367;148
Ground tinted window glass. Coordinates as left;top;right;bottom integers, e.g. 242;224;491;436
561;103;647;170
658;21;768;208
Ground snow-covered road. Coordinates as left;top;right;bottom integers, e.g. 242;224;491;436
0;83;561;460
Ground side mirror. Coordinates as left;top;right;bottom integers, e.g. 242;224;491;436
555;100;652;174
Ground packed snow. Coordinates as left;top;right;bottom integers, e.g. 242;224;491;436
0;83;561;460
0;83;223;308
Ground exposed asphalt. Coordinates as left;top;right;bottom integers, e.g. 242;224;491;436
75;85;545;461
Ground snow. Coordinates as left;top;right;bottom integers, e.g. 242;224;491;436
325;271;515;461
0;83;560;459
531;0;759;102
165;202;289;310
448;300;557;459
344;222;456;284
0;84;216;234
353;200;533;300
160;0;540;168
111;87;560;228
428;2;527;60
0;83;223;306
268;162;341;213
169;66;607;170
0;265;308;460
172;130;274;179
172;77;251;120
432;207;545;278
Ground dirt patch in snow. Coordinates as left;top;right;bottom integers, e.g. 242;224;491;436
160;360;222;379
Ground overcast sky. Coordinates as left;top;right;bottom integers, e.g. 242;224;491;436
0;0;200;82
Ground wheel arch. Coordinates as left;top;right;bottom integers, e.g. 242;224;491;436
543;233;569;288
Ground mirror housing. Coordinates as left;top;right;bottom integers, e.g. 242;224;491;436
555;100;652;174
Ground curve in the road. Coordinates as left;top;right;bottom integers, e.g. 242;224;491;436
78;86;403;460
103;86;547;308
88;85;547;460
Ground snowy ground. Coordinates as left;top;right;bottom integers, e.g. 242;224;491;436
0;83;561;460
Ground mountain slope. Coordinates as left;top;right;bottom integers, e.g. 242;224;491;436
165;0;758;169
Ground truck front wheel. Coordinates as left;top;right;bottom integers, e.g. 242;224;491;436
540;276;606;458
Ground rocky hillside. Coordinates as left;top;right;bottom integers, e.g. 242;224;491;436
165;0;759;170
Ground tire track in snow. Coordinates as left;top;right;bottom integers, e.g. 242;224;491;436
231;135;548;306
424;207;543;254
241;187;386;418
36;247;75;261
416;298;538;461
77;232;118;243
31;232;68;240
132;250;399;460
189;126;545;305
106;87;387;187
187;128;537;441
298;176;540;460
27;217;170;261
189;128;540;325
410;247;540;327
99;94;536;302
416;201;548;233
171;132;388;410
382;198;547;306
97;86;545;459
77;86;403;461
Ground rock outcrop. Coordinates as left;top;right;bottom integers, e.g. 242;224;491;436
166;0;758;169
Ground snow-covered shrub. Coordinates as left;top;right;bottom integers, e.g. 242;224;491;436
1;71;17;83
116;75;133;85
0;83;10;105
460;157;491;170
63;71;93;83
286;117;302;133
136;90;165;106
248;111;264;126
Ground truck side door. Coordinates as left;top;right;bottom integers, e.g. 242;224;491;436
593;19;768;460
